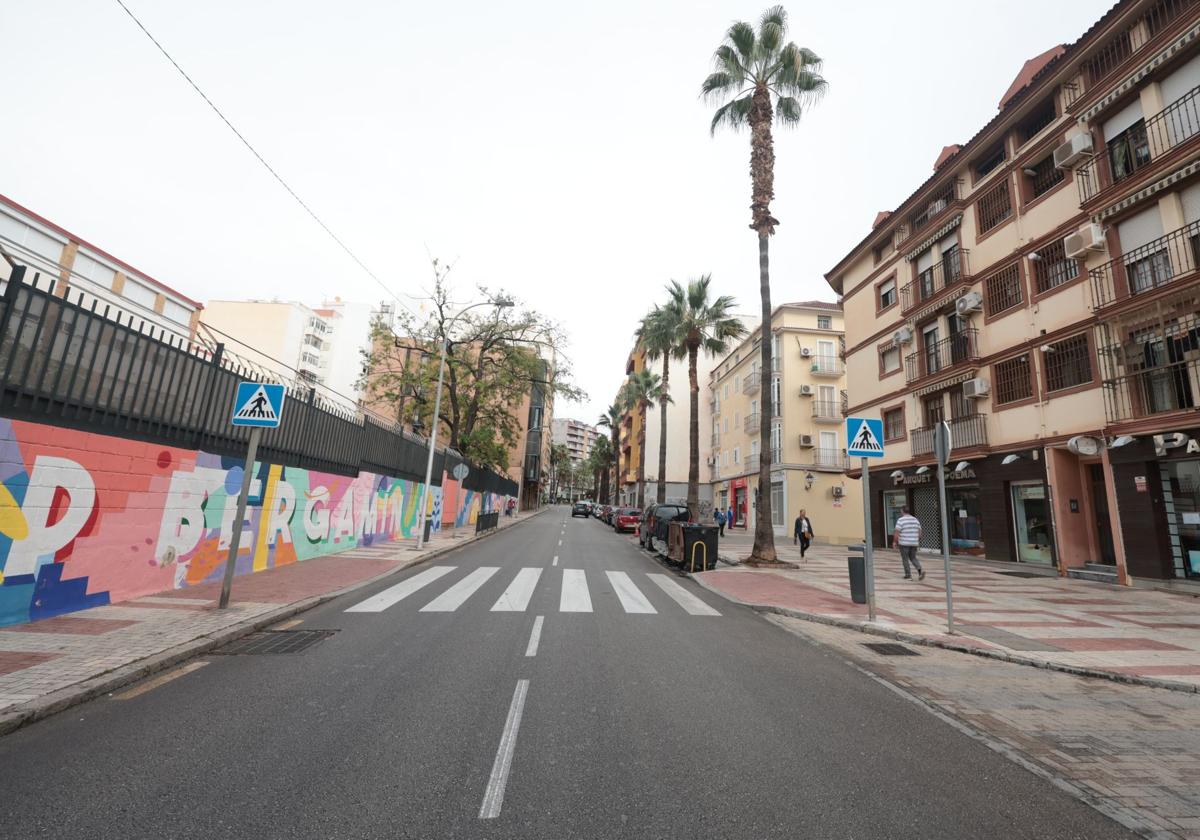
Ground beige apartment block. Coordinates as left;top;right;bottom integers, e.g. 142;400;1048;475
825;0;1200;588
705;302;862;544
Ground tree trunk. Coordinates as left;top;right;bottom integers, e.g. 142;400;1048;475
656;355;669;504
599;465;610;505
612;429;621;505
637;402;647;510
686;343;700;521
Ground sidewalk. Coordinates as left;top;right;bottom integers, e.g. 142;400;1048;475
0;506;547;735
697;533;1200;692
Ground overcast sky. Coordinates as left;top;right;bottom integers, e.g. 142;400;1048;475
3;0;1112;423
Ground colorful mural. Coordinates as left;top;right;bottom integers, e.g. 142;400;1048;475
0;418;512;627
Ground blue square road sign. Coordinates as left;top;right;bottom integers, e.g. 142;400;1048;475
231;382;286;428
846;417;885;458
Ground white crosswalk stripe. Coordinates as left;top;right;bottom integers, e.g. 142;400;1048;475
559;569;592;613
647;574;721;616
344;566;457;613
606;571;656;614
420;567;500;612
492;568;542;612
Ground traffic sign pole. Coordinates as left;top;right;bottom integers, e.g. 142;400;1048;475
934;420;956;635
861;457;876;622
218;426;261;610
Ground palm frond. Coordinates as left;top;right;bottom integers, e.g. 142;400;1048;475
775;95;802;124
709;95;752;136
727;21;756;64
701;71;739;100
757;6;787;55
713;45;748;84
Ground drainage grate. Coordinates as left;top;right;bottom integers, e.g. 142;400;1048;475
862;642;919;657
995;571;1045;578
214;630;337;655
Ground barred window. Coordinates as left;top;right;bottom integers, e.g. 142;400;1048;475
977;181;1013;233
973;143;1007;180
1034;239;1080;293
985;263;1023;315
1026;154;1064;199
1044;334;1093;392
1017;98;1057;145
994;354;1033;404
883;407;904;441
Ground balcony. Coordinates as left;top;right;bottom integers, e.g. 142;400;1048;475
1102;358;1200;424
742;374;761;395
903;180;962;243
900;249;971;312
711;432;720;446
808;354;843;377
1090;220;1200;310
904;328;979;384
1077;86;1200;204
811;400;842;424
910;414;989;458
806;448;849;471
744;412;761;434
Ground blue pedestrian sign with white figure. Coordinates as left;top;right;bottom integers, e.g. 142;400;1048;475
846;417;885;458
231;382;286;428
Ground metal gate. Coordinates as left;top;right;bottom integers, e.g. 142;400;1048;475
912;486;942;551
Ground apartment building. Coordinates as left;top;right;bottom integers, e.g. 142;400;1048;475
825;0;1200;586
551;418;600;463
506;356;554;510
705;302;863;544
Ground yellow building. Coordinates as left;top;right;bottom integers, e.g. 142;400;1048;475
616;347;647;505
705;302;863;544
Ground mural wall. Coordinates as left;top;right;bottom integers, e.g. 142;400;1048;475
0;418;512;627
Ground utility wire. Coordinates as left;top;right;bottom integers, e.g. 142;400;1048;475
112;0;419;320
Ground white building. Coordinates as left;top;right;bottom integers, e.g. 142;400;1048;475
551;418;600;463
316;298;376;407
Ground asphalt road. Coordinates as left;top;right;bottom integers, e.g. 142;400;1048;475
0;507;1134;839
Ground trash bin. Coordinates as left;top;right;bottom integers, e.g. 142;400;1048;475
423;519;432;543
847;553;867;604
683;525;719;573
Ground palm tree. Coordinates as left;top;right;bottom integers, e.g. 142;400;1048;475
703;7;826;563
623;369;669;510
590;435;613;503
637;305;683;505
666;276;746;523
597;401;625;505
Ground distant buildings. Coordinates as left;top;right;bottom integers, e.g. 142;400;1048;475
551;418;600;463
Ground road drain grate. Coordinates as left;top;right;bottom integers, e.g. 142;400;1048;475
862;642;919;657
995;571;1045;578
214;629;337;655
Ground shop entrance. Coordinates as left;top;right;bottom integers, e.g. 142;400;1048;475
1164;459;1200;578
1087;464;1117;566
912;486;942;551
1011;481;1053;564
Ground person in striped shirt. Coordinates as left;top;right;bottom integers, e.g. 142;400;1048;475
891;507;926;581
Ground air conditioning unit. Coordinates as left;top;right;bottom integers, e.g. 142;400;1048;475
1063;223;1106;258
963;378;990;399
831;485;845;498
800;347;812;358
955;291;984;316
893;326;914;346
1053;133;1094;169
799;434;815;448
799;384;813;396
706;456;715;465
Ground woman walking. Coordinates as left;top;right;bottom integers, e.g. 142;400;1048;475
794;509;814;560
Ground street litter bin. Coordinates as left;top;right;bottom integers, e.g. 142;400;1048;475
424;519;433;543
683;525;719;573
847;553;867;604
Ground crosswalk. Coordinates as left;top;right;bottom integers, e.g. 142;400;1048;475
344;566;720;617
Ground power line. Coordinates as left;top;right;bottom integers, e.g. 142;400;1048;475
112;0;419;320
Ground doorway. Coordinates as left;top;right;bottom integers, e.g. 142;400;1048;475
1011;481;1053;564
1087;463;1117;566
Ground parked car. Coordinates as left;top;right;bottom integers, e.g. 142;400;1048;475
639;503;690;550
599;504;613;523
571;501;589;518
613;507;641;533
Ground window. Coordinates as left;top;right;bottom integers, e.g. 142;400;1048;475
878;276;897;309
734;375;739;392
873;239;890;264
883;407;904;441
733;447;740;464
984;263;1023;315
724;418;729;433
771;376;781;417
818;314;832;330
1026;154;1064;199
1044;334;1093;392
1017;97;1057;145
1033;239;1079;293
923;394;944;426
881;345;900;374
995;354;1033;404
977;180;1013;233
723;384;729;399
751;439;759;459
770;423;782;460
1108;119;1151;182
949;387;973;418
771;481;785;527
973;143;1007;180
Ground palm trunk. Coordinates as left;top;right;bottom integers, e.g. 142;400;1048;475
637;403;647;510
599;465;610;505
656;355;669;504
686;342;700;521
612;429;621;505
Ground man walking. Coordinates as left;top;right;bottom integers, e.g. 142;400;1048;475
891;506;925;581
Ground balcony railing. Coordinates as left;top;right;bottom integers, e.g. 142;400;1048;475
1103;358;1200;424
910;414;989;458
711;432;720;446
1077;86;1200;204
742;374;761;394
811;400;842;423
808;354;843;376
900;249;971;312
744;412;761;434
1089;220;1200;309
905;180;961;241
807;448;849;471
904;328;979;384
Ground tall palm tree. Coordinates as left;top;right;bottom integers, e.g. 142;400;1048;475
637;305;684;505
702;6;826;562
597;401;625;505
666;276;746;522
623;368;669;510
590;435;613;503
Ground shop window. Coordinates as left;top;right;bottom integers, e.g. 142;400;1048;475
1044;333;1093;392
984;263;1023;315
994;354;1033;404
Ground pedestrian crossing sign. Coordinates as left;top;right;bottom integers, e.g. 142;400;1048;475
231;381;286;428
846;417;885;458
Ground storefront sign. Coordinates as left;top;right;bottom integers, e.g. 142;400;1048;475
892;466;975;486
1134;475;1148;492
1154;432;1200;456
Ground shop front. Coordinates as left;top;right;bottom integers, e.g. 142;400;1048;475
729;477;749;529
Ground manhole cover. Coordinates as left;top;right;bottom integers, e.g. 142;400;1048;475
996;571;1045;578
862;642;919;656
214;630;337;655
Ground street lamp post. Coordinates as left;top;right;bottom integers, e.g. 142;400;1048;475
414;297;513;550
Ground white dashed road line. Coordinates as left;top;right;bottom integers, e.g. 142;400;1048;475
345;566;457;613
492;568;542;612
647;573;721;616
479;679;530;819
559;569;592;612
606;571;656;614
525;616;544;657
420;567;499;612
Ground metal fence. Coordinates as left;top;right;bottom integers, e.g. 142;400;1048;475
0;266;517;496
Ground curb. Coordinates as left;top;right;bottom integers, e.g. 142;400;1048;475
691;575;1200;696
0;507;552;738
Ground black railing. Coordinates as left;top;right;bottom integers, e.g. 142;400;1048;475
904;329;979;383
911;414;989;457
0;266;519;496
1103;358;1200;423
475;511;500;533
901;250;971;311
811;400;842;421
1089;220;1200;309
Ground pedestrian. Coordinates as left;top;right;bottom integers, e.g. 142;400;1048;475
891;506;926;580
715;507;725;537
794;509;814;559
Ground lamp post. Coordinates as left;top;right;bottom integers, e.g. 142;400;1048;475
414;297;513;549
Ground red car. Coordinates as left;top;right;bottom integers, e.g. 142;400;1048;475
613;507;641;533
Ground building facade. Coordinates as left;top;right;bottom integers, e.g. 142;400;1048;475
825;0;1200;586
551;417;600;463
506;356;554;510
705;302;863;544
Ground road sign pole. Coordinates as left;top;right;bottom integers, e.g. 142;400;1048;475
934;420;956;635
218;426;261;610
861;456;876;622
